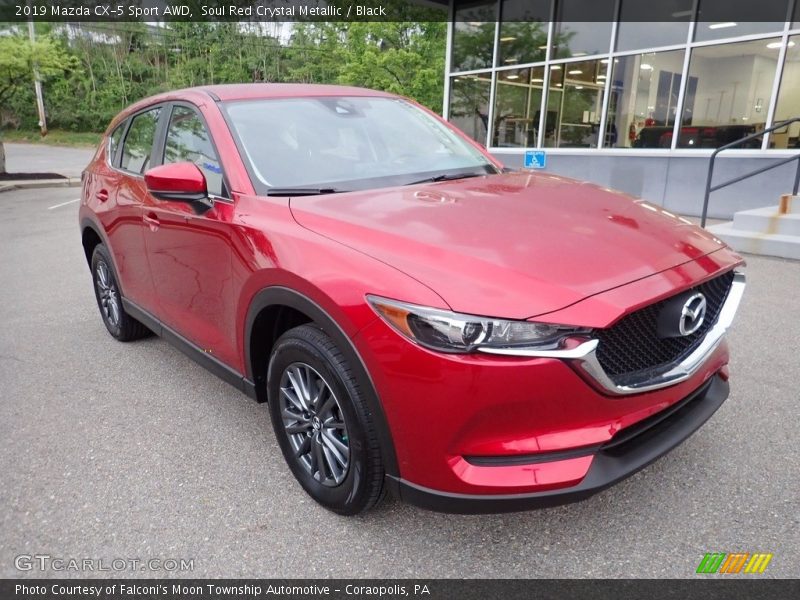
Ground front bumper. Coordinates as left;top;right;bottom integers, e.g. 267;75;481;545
387;374;729;513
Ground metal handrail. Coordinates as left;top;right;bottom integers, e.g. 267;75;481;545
701;117;800;227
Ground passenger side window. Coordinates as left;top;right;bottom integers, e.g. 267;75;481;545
108;122;126;166
163;106;224;197
120;107;161;174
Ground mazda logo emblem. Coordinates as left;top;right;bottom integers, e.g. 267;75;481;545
679;293;707;336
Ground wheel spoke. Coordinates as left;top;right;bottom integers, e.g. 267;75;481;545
309;378;325;410
282;406;307;422
279;361;350;487
108;299;120;325
280;387;304;412
285;422;311;435
316;392;336;420
312;437;326;481
323;416;346;431
321;444;343;482
320;430;348;466
286;368;309;410
97;264;107;287
294;436;311;459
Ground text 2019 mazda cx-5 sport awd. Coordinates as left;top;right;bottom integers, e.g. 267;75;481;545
80;84;745;514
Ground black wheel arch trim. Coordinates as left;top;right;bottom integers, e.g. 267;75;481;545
80;217;126;293
244;286;399;478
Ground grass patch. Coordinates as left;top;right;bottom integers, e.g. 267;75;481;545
1;129;102;147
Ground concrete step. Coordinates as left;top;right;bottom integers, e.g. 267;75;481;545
707;222;800;260
732;207;800;236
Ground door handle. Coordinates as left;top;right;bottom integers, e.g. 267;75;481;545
143;212;160;231
96;189;109;202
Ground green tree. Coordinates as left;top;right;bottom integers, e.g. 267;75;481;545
0;32;77;172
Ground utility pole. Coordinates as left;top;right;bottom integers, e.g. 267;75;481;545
27;13;47;137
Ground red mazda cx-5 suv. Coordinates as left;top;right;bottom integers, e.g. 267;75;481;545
80;84;745;515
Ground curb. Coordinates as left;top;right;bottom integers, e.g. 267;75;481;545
0;177;81;193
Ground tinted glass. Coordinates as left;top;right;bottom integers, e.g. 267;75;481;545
452;1;497;72
492;67;546;147
695;0;787;42
616;0;692;51
606;50;686;148
678;38;781;148
497;0;549;66
552;0;615;58
108;122;125;166
449;74;493;144
544;59;608;147
164;106;223;196
225;97;493;191
120;108;161;174
771;35;800;149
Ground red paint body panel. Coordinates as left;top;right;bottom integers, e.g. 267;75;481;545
290;171;732;319
80;84;744;505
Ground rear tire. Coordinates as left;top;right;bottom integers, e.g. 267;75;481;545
267;324;385;515
90;244;150;342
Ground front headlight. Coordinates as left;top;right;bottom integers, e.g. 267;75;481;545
367;295;589;354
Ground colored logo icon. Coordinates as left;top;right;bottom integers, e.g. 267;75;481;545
696;552;773;574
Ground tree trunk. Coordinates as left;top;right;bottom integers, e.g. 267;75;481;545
0;142;6;175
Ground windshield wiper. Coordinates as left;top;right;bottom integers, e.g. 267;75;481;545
266;187;346;196
406;172;487;186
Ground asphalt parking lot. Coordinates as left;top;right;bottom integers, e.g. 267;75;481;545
1;186;798;578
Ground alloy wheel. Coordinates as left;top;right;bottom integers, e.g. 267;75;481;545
95;260;121;328
279;362;350;487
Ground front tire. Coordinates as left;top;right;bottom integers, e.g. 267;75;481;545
90;244;150;342
267;324;385;515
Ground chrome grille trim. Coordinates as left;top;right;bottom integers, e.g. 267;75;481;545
478;272;745;396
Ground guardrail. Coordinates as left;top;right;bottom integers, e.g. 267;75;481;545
701;117;800;227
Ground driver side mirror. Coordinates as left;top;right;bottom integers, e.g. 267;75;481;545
144;162;211;209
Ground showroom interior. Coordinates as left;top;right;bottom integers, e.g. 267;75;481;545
444;0;800;218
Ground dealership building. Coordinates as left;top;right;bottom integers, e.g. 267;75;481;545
441;0;800;232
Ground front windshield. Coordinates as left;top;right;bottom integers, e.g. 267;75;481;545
223;96;495;191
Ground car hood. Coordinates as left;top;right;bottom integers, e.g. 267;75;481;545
289;171;727;320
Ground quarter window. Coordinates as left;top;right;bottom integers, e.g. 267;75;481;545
108;122;126;166
120;108;161;174
163;106;223;196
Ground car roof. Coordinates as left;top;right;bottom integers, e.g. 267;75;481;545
197;83;396;101
107;83;400;134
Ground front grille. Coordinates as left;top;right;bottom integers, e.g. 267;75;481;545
595;270;735;385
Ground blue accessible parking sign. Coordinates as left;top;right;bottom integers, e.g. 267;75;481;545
524;150;547;169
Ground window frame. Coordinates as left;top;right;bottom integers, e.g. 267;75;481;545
448;1;800;153
117;103;167;178
160;101;231;202
106;120;129;168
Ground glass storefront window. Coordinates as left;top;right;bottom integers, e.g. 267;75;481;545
605;50;686;149
771;35;800;149
449;74;493;145
616;0;692;52
552;0;615;58
544;59;608;147
452;1;497;72
678;38;781;148
492;67;546;147
695;0;787;42
497;0;550;66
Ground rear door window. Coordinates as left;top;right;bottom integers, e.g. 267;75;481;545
120;107;162;174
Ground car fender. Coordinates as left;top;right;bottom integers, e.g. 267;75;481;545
243;285;400;478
